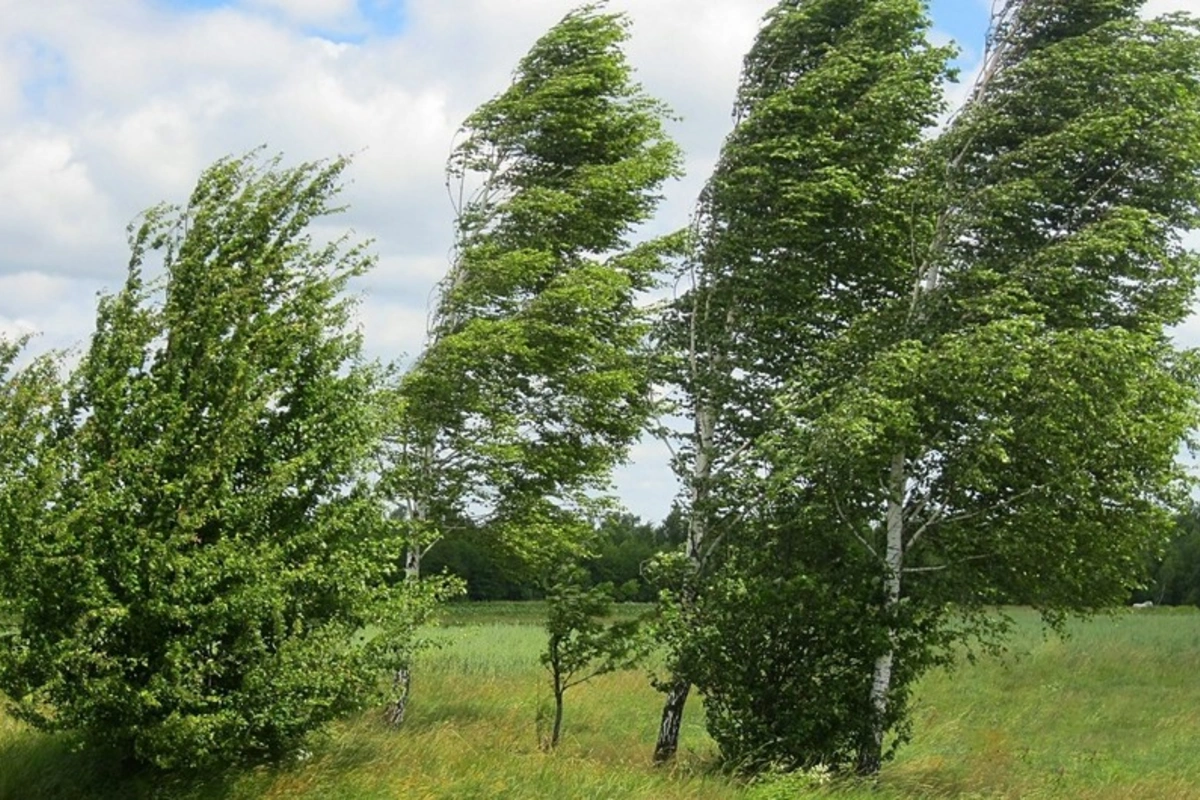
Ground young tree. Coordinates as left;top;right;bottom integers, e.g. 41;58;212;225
651;0;952;764
0;153;446;769
540;571;643;750
389;4;681;580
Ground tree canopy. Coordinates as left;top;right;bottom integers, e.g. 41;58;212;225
390;3;683;578
0;153;449;769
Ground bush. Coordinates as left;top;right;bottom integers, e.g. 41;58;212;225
0;153;441;770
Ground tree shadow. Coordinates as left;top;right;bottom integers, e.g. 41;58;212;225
0;729;260;800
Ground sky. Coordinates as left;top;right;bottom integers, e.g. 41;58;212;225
2;0;1197;523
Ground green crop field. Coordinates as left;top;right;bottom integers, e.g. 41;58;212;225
2;605;1198;800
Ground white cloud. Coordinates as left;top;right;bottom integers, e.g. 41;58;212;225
1142;0;1199;17
0;130;119;274
3;0;1196;521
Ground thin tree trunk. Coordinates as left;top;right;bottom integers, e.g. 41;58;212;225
551;687;565;749
387;498;425;726
858;451;906;776
653;680;691;764
653;397;714;763
404;545;421;580
384;665;411;726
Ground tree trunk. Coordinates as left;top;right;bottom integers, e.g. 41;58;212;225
551;687;565;749
383;665;411;726
654;395;715;764
858;451;906;776
404;546;421;580
653;679;691;764
387;495;426;726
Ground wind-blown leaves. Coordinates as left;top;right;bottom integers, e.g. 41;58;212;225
391;3;682;576
0;153;441;769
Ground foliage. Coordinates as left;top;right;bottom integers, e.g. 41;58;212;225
583;512;679;601
682;539;907;773
420;511;675;601
422;522;540;601
659;0;1200;776
656;0;954;771
1138;504;1200;607
388;2;683;578
0;336;62;628
0;152;450;770
540;569;644;749
765;0;1200;774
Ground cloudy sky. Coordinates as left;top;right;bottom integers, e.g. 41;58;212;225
2;0;1195;522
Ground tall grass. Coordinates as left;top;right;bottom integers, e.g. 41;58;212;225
2;606;1198;799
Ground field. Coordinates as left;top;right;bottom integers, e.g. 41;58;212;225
2;605;1199;799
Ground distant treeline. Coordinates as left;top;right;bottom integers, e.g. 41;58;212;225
1137;505;1200;607
425;510;687;602
426;503;1200;608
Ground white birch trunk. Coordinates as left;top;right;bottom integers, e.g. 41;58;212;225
859;450;906;775
654;278;727;764
653;399;715;763
389;445;432;726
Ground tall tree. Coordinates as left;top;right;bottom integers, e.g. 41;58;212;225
750;0;1200;773
389;2;681;580
0;153;446;769
651;0;952;764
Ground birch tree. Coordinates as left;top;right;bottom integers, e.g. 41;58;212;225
744;0;1200;774
651;0;952;764
389;3;681;581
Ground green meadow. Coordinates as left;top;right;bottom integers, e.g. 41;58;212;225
2;605;1198;800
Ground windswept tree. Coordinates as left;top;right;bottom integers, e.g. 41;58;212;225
652;0;953;765
389;3;682;580
833;0;1200;772
687;0;1200;775
0;153;445;769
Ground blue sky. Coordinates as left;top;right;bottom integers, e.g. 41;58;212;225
154;1;990;52
930;0;992;60
158;0;406;42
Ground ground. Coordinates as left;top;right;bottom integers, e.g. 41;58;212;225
2;604;1198;799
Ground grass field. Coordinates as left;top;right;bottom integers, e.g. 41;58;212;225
2;605;1199;799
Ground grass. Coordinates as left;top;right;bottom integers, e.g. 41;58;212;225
3;605;1200;799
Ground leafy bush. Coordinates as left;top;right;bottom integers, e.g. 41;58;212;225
0;153;446;770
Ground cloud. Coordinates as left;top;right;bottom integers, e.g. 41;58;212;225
1142;0;1198;16
246;0;357;27
0;130;120;275
3;0;1197;521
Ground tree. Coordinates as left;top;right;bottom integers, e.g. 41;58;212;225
388;3;682;585
421;518;540;601
0;153;450;769
584;512;666;601
651;0;952;764
723;0;1200;774
540;569;643;749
